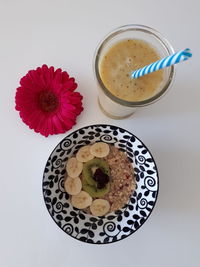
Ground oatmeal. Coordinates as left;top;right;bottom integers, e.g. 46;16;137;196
104;146;136;212
64;142;136;216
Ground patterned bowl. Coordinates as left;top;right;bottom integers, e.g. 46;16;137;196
42;124;159;244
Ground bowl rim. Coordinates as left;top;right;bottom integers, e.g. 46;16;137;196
42;124;159;245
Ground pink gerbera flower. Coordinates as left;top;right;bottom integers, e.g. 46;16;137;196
15;65;83;137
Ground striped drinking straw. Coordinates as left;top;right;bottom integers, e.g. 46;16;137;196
131;48;192;79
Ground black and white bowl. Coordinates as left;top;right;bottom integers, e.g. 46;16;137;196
42;124;159;244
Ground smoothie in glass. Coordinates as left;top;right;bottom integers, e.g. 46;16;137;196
94;25;175;119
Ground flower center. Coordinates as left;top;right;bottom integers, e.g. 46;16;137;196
38;90;59;112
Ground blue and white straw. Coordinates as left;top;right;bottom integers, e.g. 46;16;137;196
131;48;192;79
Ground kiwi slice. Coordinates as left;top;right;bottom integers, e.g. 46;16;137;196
82;158;110;198
82;158;110;186
82;181;110;198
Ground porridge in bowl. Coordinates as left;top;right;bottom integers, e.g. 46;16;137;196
43;124;159;244
64;142;136;216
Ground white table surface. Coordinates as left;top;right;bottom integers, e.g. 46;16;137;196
0;0;199;266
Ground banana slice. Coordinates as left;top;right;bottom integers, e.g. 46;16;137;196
76;146;94;162
90;142;110;158
90;199;110;216
71;191;92;209
66;157;83;178
64;177;82;195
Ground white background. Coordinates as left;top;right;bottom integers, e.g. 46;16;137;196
0;0;199;266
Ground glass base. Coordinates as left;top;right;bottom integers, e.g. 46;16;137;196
98;97;134;119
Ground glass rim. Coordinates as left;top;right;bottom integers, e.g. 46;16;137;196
94;24;175;107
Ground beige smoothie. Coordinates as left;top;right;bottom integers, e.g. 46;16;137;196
99;39;163;102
